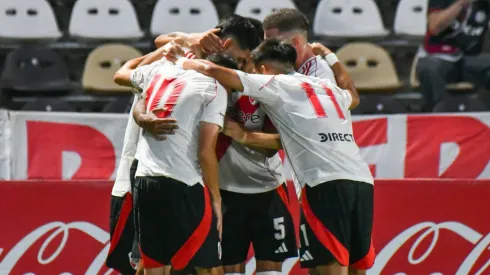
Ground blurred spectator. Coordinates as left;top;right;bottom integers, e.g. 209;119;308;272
416;0;490;111
213;0;239;18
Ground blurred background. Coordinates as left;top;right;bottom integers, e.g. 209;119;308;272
0;0;489;114
0;1;490;274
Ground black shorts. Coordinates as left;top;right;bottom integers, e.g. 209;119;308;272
134;176;221;270
221;185;297;265
106;159;139;274
299;180;375;270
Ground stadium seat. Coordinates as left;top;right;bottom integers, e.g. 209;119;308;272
69;0;143;39
336;43;402;91
150;0;219;35
394;0;427;36
313;0;388;37
0;46;73;93
235;0;296;22
102;95;132;113
0;0;61;40
355;95;408;114
433;95;487;112
82;44;142;93
410;56;475;91
21;98;77;112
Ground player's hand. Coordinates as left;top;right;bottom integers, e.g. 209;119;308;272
212;198;223;240
310;42;333;57
137;109;179;141
222;117;247;143
458;0;475;6
162;41;185;63
191;28;224;54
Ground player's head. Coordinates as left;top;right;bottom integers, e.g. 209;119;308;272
246;17;265;41
263;9;309;63
241;17;265;73
251;39;296;75
206;54;239;70
215;15;261;70
206;54;239;93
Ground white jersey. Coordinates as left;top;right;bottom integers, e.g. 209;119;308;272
236;71;374;187
111;51;196;196
130;61;227;186
298;55;337;84
218;92;284;194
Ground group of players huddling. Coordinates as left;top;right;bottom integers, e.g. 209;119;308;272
105;8;375;275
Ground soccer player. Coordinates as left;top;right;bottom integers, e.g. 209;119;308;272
113;53;240;275
108;14;259;274
170;39;375;275
262;8;337;84
141;18;298;275
107;50;179;274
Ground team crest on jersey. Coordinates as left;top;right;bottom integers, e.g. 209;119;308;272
227;96;261;124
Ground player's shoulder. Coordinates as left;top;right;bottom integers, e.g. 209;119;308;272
314;55;330;68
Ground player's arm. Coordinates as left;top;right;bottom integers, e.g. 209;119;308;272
113;55;148;87
329;62;359;110
199;122;221;201
310;43;360;110
428;0;472;35
175;57;279;104
132;97;178;140
179;58;245;92
155;29;223;54
198;85;228;238
223;117;282;150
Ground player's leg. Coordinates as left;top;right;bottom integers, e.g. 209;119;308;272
174;184;222;275
129;236;144;275
106;192;137;275
252;185;297;273
220;190;253;274
129;159;145;275
299;181;356;275
348;182;375;275
134;176;177;275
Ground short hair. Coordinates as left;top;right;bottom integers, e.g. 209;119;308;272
246;17;265;42
263;8;309;33
206;54;239;70
215;14;261;51
251;39;297;68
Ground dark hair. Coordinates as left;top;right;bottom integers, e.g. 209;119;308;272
246;17;264;42
206;54;239;70
251;39;297;68
263;8;309;33
215;14;261;51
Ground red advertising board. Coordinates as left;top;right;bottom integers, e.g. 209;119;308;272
1;180;489;274
2;112;489;181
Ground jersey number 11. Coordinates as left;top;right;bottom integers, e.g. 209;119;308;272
301;82;346;119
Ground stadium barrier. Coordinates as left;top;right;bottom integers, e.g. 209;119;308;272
0;110;489;180
1;179;489;274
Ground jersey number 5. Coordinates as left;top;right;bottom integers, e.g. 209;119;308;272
301;82;345;119
146;75;187;118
